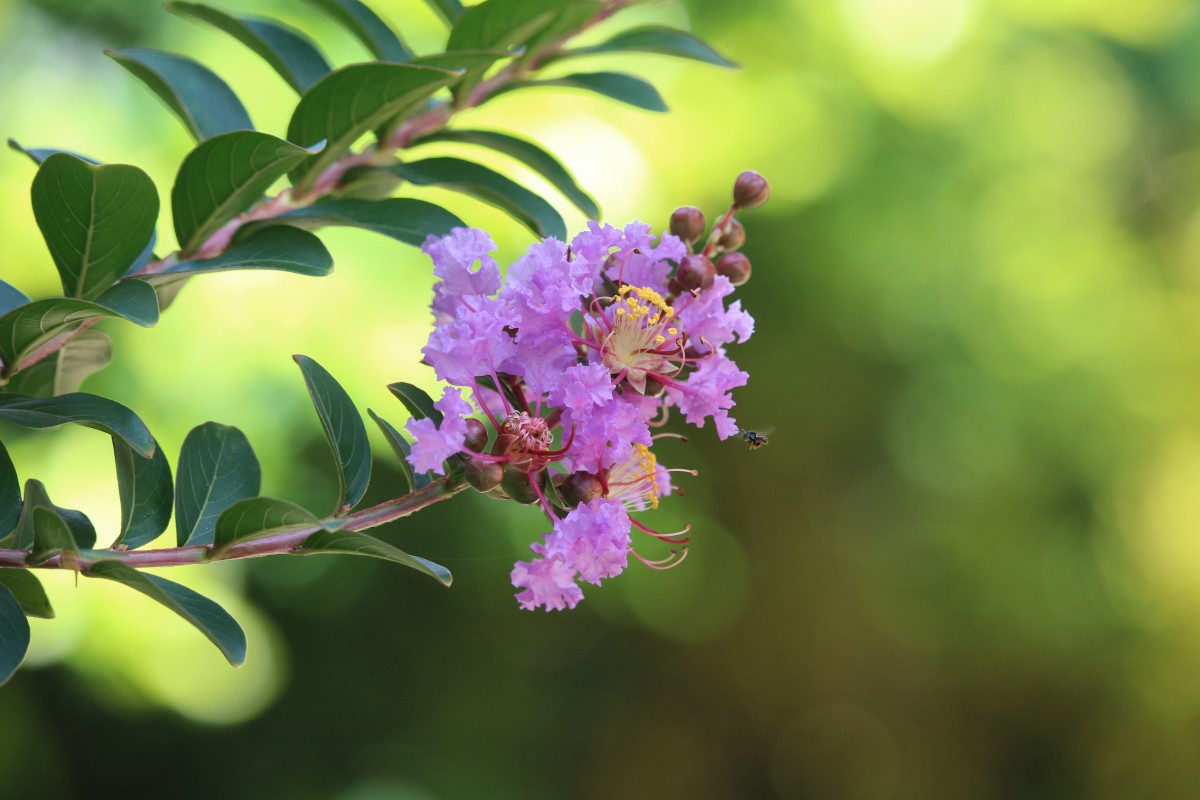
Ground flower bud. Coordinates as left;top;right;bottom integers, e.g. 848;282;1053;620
559;471;603;506
716;252;751;286
675;254;716;292
669;206;706;244
502;465;540;504
463;418;488;452
717;218;745;251
464;458;503;493
733;171;770;209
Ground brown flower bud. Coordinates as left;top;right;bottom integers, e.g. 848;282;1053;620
717;218;745;251
463;418;488;453
716;252;751;286
733;171;770;209
502;465;540;504
560;471;603;507
464;458;503;493
669;206;706;244
675;254;716;292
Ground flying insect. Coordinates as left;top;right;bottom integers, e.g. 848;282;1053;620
737;428;770;450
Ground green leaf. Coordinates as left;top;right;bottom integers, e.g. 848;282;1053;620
175;422;261;547
367;408;428;492
0;279;158;375
172;131;324;255
29;506;75;565
491;71;668;112
167;3;332;93
11;479;52;550
85;561;247;667
143;227;332;286
300;0;411;62
106;48;253;142
7;139;99;167
415;129;599;218
5;330;113;399
387;381;441;423
553;25;737;68
0;583;30;686
254;198;463;247
0;393;155;458
287;63;462;194
298;528;452;586
293;355;371;514
113;439;173;550
391;157;566;240
423;0;464;25
31;153;160;300
0;571;53;619
0;280;30;317
0;442;19;539
55;506;96;550
213;496;341;551
446;0;598;98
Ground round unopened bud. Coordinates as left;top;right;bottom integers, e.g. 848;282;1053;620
675;254;716;292
733;171;770;209
463;418;488;453
502;465;540;504
464;458;503;493
716;252;752;286
717;218;745;251
560;471;603;507
669;206;706;244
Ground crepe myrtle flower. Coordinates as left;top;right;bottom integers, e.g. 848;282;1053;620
404;173;768;610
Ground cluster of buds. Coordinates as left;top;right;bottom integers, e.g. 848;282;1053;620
405;172;769;610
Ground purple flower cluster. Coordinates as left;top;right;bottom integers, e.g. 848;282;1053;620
406;221;755;611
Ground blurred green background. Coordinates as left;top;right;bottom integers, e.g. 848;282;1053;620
3;0;1200;796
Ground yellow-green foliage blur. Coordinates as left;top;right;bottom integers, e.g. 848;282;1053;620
3;0;1200;797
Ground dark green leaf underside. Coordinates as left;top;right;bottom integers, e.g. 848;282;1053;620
260;198;463;247
300;528;452;586
0;393;155;457
0;584;30;686
294;356;371;514
175;422;262;546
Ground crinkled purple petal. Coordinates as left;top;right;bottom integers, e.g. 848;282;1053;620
511;556;584;611
541;498;631;585
405;388;471;474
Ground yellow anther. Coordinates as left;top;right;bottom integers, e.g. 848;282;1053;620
668;327;678;335
655;335;666;344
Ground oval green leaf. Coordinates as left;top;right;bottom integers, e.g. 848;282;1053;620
0;571;54;619
293;355;371;514
254;198;463;247
299;528;452;586
415;129;599;218
29;506;75;565
106;48;253;142
391;156;566;240
5;330;113;399
175;422;262;547
0;279;158;375
491;71;668;112
167;3;332;93
0;583;30;686
0;393;155;458
31;153;159;300
85;561;247;667
554;25;738;68
113;439;173;550
286;63;462;194
300;0;411;62
144;227;333;286
173;131;324;255
213;495;341;552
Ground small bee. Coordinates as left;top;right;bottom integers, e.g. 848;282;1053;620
738;428;770;450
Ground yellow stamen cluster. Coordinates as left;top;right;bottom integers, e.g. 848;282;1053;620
614;286;676;345
632;444;662;509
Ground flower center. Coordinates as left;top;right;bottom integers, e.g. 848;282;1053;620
599;286;681;393
606;444;663;510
